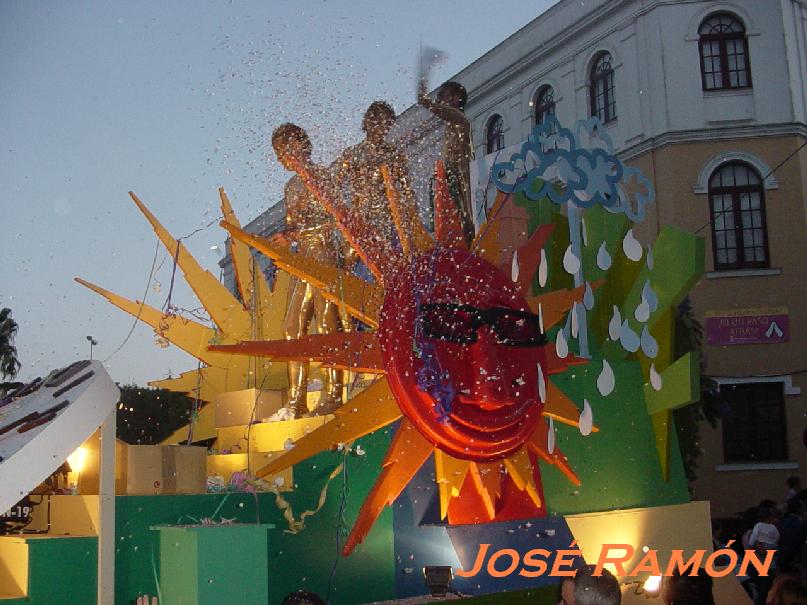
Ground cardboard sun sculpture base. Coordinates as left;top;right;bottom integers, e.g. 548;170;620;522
210;116;704;556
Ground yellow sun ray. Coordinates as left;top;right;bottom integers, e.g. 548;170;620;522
221;221;383;328
129;191;252;337
434;450;471;520
503;446;542;508
343;418;434;555
471;190;510;255
150;367;226;401
209;332;386;373
467;461;498;521
256;378;401;478
74;277;236;366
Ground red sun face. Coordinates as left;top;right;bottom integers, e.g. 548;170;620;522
378;247;547;462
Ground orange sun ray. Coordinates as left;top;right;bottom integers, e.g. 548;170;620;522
513;224;555;294
471;190;510;254
291;160;400;281
220;221;382;327
544;380;599;432
343;418;434;555
209;332;385;373
381;164;434;257
255;379;401;478
528;279;605;328
503;447;543;508
527;417;581;486
433;160;468;249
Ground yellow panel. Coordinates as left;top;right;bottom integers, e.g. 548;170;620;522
651;411;671;481
161;402;217;445
256;379;401;477
221;222;382;327
0;538;28;597
434;451;470;520
129;191;252;338
217;415;331;454
565;500;750;605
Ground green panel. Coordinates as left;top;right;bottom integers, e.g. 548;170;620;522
26;536;97;605
541;361;690;514
644;352;700;415
114;428;395;605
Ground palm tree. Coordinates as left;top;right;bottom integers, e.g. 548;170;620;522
0;307;21;380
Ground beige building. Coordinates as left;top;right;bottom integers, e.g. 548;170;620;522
395;0;807;519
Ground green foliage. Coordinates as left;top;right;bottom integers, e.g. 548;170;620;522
116;384;192;445
673;297;723;483
0;307;22;380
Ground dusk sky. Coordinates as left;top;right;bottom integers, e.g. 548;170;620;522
1;1;557;387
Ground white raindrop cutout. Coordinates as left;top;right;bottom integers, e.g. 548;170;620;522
640;326;659;358
635;297;650;323
608;306;622;341
538;302;545;334
597;241;612;270
555;328;569;359
511;249;519;282
547;417;556;454
563;244;581;275
571;302;579;339
597;359;615;396
539;249;548;287
622;229;643;261
579;399;593;436
581;217;589;247
646;246;654;269
583;282;595;310
642;280;659;313
537;363;547;403
619;320;641;352
650;363;663;391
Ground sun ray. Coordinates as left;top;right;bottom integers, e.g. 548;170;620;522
513;224;555;294
150;367;224;401
343;418;434;555
527;279;605;326
381;165;434;257
471;190;510;253
544;380;599;432
255;378;401;478
503;447;542;508
129;191;252;337
209;332;385;373
434;450;471;520
527;417;581;486
433;160;467;249
74;277;234;366
221;221;383;327
467;461;498;520
291;160;399;281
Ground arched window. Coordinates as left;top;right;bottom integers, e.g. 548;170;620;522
486;114;504;154
699;13;752;90
709;162;769;270
590;52;616;123
534;86;555;125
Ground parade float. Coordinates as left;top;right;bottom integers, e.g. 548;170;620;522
0;115;754;604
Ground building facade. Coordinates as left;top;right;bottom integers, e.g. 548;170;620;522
397;0;807;518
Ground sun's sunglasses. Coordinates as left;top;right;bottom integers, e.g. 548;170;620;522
417;303;547;347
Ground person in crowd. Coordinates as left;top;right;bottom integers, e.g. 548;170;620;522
557;565;621;605
767;575;807;605
777;499;806;572
280;590;326;605
786;477;802;507
662;569;715;605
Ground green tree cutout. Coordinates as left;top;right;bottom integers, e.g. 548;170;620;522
673;297;724;483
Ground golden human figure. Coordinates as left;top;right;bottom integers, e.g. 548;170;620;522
418;80;475;244
333;101;420;254
271;124;344;418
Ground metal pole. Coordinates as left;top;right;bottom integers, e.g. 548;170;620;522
97;411;116;604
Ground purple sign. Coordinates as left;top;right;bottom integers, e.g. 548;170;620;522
706;308;789;346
